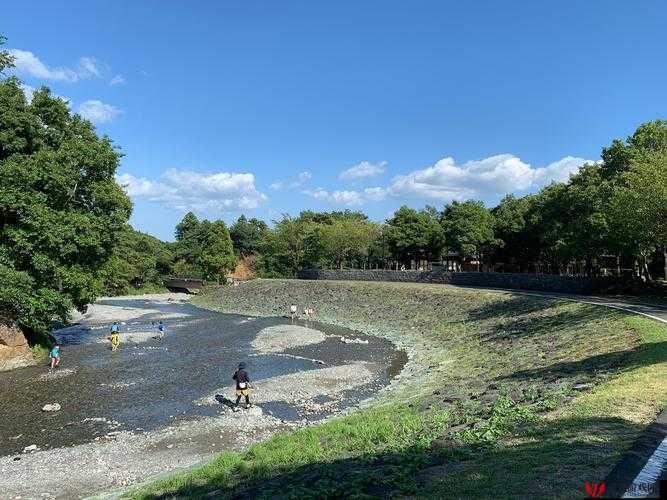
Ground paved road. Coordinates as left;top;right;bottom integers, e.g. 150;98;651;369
508;290;667;325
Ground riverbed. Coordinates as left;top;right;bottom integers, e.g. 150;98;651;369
0;293;405;499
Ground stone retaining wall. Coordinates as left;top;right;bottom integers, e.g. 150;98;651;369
297;269;614;294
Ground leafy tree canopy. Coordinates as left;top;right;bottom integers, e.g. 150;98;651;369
0;36;131;332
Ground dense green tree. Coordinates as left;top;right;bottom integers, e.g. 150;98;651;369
198;220;236;282
318;220;381;269
602;120;667;178
491;195;533;271
172;212;236;281
100;226;174;294
608;151;667;279
386;206;444;267
0;37;131;334
441;201;496;270
230;215;269;255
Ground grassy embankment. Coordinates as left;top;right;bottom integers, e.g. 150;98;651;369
132;280;667;499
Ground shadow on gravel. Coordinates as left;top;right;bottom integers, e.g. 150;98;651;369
143;416;645;500
503;341;667;382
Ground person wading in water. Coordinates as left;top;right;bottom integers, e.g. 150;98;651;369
108;321;120;351
233;362;252;410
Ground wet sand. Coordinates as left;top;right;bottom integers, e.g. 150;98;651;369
0;294;405;499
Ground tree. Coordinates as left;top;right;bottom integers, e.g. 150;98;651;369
99;226;174;295
601;120;667;178
257;215;319;277
491;194;532;271
385;206;445;268
0;36;132;335
173;212;201;276
172;213;236;281
318;220;381;269
197;220;236;282
230;215;269;255
441;201;496;271
608;151;667;279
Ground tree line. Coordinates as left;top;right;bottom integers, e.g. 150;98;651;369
116;119;667;287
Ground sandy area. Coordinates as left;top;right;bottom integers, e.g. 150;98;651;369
69;293;191;324
250;324;326;353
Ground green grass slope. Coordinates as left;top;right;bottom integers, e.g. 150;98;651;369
132;280;666;499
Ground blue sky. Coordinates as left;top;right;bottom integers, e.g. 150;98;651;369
4;1;667;240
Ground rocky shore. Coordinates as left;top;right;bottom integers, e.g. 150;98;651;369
0;322;35;372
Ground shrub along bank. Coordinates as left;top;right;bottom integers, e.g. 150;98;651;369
132;280;667;499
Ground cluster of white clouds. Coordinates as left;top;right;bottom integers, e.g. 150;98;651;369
339;161;386;180
302;187;387;206
9;49;101;82
302;154;593;206
10;48;123;124
389;154;591;200
109;74;126;86
270;171;312;190
116;169;267;212
77;100;121;123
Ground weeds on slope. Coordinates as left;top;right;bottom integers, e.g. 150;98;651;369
132;281;667;499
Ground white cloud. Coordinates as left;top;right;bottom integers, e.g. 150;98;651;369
271;170;312;190
78;57;101;78
116;169;267;212
303;186;387;206
339;161;387;180
531;156;592;186
77;100;121;124
389;154;593;201
8;49;101;82
109;74;126;86
363;186;388;202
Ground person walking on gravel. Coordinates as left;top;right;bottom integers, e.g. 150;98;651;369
233;362;252;410
108;321;120;351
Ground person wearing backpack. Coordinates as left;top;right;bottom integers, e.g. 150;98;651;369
233;362;252;410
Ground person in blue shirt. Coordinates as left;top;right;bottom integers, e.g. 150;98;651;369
157;321;165;339
49;344;61;371
108;321;120;351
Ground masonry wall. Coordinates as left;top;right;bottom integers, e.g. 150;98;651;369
296;269;614;294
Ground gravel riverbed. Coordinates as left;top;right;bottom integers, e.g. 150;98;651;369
0;291;405;499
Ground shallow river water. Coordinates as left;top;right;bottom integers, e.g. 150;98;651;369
0;296;405;458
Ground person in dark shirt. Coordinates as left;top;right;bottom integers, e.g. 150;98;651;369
233;362;252;409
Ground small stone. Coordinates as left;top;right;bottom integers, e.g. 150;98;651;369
41;403;61;412
23;444;38;453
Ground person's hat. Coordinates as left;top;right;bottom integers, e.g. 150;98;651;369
238;362;246;369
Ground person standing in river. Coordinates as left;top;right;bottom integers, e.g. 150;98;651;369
233;362;252;410
49;344;61;371
108;321;120;351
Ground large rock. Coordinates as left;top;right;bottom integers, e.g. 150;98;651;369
0;322;36;371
